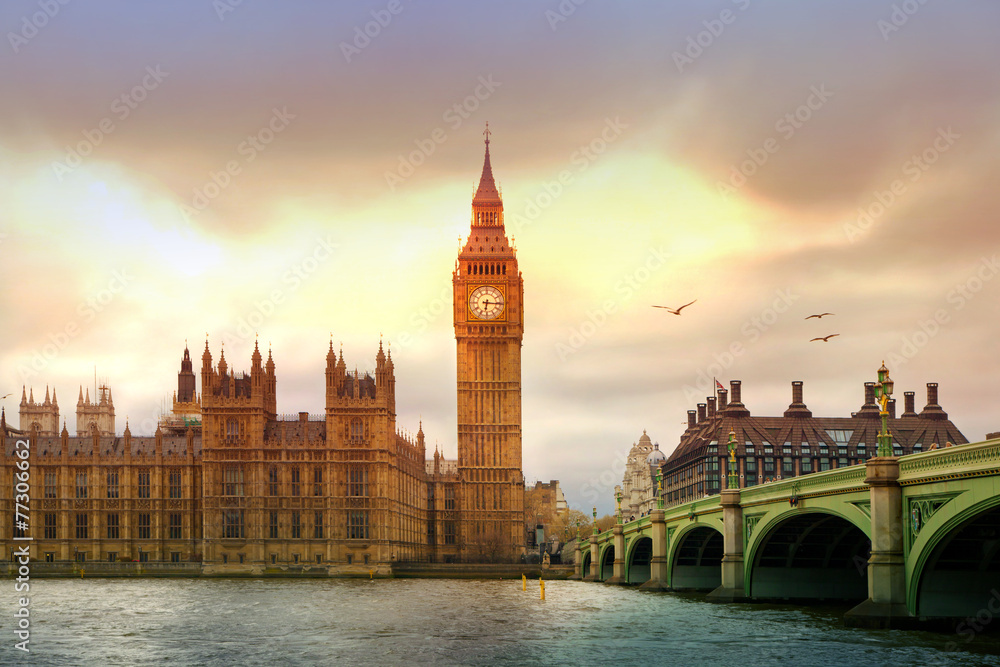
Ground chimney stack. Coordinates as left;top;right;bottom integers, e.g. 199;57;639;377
888;398;896;419
707;397;716;419
783;380;812;418
903;391;917;417
687;410;697;429
919;382;947;420
727;380;750;416
858;382;880;417
697;403;707;423
717;388;728;411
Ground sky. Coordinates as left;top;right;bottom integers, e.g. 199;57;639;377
1;1;998;516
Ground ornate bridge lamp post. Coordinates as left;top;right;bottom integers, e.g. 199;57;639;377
726;430;739;490
874;362;895;458
615;487;624;524
592;507;598;535
656;467;664;510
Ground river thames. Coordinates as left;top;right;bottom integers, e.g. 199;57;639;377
4;579;1000;665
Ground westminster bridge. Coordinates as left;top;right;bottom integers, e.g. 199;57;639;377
574;436;1000;626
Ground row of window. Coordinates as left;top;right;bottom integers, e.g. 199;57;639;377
32;512;186;540
221;510;368;540
226;466;369;497
46;470;183;500
24;552;184;564
706;438;913;456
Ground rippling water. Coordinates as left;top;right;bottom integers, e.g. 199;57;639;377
4;579;1000;666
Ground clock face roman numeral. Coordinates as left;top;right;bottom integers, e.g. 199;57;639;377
469;285;505;320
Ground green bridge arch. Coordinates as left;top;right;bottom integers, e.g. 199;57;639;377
744;506;871;601
668;521;724;591
907;489;1000;616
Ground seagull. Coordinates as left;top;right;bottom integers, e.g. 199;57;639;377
810;334;840;342
805;313;834;320
652;299;697;315
0;393;11;400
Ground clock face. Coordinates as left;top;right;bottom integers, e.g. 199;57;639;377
469;285;505;320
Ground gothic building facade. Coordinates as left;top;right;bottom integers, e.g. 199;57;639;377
0;135;528;569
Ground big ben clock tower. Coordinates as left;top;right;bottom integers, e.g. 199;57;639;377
454;125;525;560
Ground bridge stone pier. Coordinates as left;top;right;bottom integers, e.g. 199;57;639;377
585;436;1000;627
707;488;748;602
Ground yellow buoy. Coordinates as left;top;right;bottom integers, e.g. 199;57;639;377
540;579;545;601
522;573;526;591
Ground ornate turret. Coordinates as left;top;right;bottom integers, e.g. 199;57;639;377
164;342;202;434
19;384;60;435
76;381;115;437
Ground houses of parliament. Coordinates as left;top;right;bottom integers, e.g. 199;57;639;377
0;135;526;570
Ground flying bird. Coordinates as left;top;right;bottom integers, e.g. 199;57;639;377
0;393;11;400
805;313;834;320
653;299;697;315
810;334;840;342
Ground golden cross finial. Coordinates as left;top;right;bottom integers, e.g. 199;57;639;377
484;121;491;145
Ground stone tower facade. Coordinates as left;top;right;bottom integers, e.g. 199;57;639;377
196;339;428;570
76;384;115;436
19;386;60;435
166;345;202;432
453;128;525;560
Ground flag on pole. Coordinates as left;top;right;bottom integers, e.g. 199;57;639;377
715;379;725;392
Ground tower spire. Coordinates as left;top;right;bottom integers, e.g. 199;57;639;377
473;122;501;205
